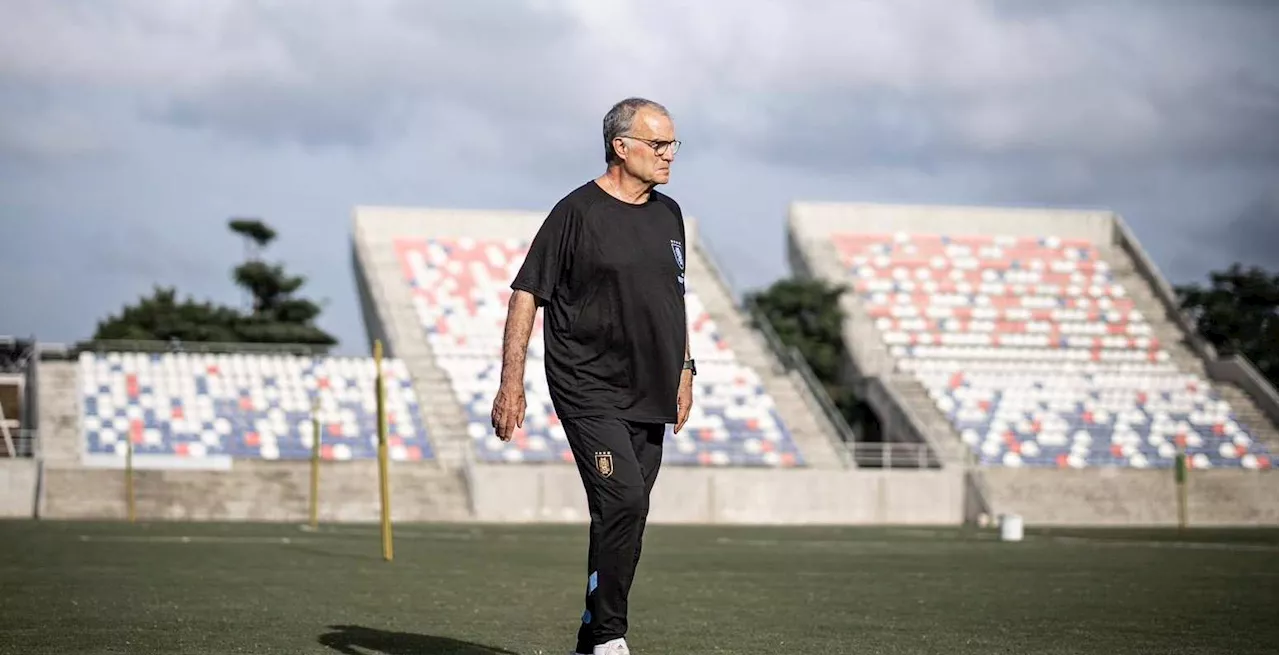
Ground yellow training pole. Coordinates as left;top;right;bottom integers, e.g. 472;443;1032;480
1175;442;1188;530
125;437;136;523
375;339;394;561
309;397;321;529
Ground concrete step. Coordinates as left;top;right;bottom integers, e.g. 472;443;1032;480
1098;250;1205;375
1099;248;1278;459
360;239;475;469
888;376;968;460
1216;383;1279;454
1116;295;1203;372
687;259;846;470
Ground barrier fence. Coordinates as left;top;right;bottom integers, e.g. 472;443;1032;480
846;441;940;469
0;428;38;458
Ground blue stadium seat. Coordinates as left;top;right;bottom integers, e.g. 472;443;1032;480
79;351;434;462
834;231;1274;471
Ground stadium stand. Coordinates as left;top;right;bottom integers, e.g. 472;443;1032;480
11;201;1270;526
78;350;433;462
832;231;1274;471
392;236;805;468
787;202;1278;526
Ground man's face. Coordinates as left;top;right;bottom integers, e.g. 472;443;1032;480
616;108;677;185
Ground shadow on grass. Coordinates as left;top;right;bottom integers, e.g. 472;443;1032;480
318;624;523;655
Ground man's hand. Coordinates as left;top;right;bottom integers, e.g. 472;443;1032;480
491;381;527;442
674;369;694;433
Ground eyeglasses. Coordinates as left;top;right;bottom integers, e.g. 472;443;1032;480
618;135;681;156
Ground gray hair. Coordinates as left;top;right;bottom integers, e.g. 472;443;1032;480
603;97;669;165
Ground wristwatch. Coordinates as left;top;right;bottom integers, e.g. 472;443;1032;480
682;358;697;376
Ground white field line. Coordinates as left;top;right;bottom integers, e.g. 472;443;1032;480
77;535;313;545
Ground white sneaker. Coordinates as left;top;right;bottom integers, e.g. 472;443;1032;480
593;638;629;655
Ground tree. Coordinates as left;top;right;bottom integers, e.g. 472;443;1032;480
1175;263;1278;387
746;278;848;383
745;278;874;437
92;220;337;349
228;218;277;254
93;287;243;343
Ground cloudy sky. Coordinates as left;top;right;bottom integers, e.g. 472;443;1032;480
1;0;1275;355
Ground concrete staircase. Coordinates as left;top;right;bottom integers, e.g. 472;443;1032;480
1100;246;1279;456
886;374;969;462
688;246;847;470
1098;246;1206;375
353;227;473;471
1218;384;1279;455
383;296;471;468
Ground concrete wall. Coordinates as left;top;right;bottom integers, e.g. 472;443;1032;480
981;467;1279;527
36;360;80;465
0;459;37;518
40;460;471;523
467;463;966;525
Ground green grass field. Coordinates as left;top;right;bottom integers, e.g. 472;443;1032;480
0;520;1274;654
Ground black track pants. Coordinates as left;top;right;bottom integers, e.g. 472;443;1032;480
563;415;665;652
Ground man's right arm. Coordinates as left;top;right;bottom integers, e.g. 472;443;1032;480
494;199;573;439
500;289;538;389
491;289;538;440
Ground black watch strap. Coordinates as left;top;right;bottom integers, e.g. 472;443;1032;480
682;358;697;375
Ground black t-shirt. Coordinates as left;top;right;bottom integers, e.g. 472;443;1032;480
511;180;687;424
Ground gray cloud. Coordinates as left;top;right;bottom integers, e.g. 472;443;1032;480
0;0;1274;353
1208;190;1280;269
704;1;1276;169
113;1;595;152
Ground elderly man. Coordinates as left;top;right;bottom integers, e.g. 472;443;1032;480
490;97;695;655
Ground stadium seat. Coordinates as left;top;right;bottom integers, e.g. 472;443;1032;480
79;350;433;461
395;237;804;468
834;232;1274;470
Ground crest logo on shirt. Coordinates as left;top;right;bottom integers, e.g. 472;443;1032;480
594;451;614;478
670;240;685;270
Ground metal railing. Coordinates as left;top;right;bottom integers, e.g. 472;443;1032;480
744;299;857;468
846;441;939;469
744;298;964;472
0;429;38;458
874;374;966;466
1207;354;1279;427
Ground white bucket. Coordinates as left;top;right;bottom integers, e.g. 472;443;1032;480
1000;513;1024;542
